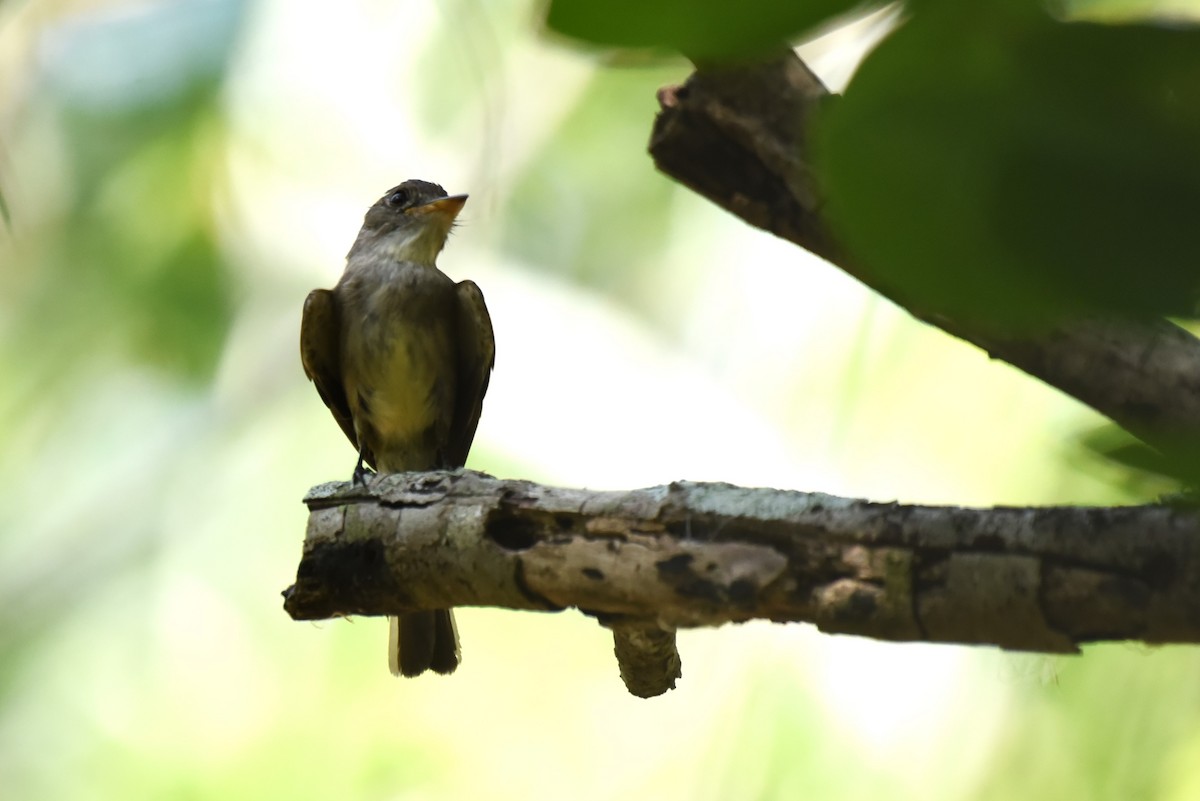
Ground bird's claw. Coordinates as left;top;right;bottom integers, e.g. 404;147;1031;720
351;451;376;486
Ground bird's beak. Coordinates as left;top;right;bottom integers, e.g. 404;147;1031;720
411;194;468;221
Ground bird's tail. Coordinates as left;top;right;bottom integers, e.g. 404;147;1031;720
388;610;460;677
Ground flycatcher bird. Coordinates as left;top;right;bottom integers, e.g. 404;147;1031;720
300;179;495;677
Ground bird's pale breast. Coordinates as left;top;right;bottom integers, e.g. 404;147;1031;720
339;261;458;471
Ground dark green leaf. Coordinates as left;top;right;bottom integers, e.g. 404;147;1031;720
815;8;1200;327
545;0;874;60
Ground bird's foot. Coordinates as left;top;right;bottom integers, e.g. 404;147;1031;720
351;451;376;486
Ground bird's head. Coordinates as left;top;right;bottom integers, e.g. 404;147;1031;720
348;179;467;265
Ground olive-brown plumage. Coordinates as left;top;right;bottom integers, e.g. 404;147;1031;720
300;180;494;677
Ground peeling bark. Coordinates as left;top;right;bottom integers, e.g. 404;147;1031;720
285;471;1200;696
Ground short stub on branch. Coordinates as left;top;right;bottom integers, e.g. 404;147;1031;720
284;470;1200;697
611;622;682;698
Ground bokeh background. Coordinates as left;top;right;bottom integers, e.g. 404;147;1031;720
2;1;1200;799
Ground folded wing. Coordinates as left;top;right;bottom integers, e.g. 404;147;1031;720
447;280;495;468
300;288;375;469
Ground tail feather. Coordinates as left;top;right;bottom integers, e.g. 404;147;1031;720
388;611;460;677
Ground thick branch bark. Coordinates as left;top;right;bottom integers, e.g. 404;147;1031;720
648;51;1200;468
285;471;1200;695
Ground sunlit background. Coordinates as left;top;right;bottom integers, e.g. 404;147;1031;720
2;1;1200;799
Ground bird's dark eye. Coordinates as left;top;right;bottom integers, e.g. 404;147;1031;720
385;189;409;208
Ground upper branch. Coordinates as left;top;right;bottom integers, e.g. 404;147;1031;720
648;50;1200;468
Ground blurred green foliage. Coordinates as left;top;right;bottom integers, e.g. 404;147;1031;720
3;1;1200;800
0;0;245;787
50;88;232;380
499;65;680;313
1072;422;1200;499
5;0;243;386
0;180;10;229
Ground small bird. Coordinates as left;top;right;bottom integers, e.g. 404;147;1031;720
300;179;495;677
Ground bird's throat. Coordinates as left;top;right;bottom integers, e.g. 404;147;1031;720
366;221;451;267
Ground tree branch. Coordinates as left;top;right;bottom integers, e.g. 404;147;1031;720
285;471;1200;695
648;50;1200;468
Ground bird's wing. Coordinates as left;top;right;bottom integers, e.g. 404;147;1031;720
300;288;374;468
447;280;495;468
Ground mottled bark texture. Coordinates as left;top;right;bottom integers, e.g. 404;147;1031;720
285;471;1200;696
648;50;1200;472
